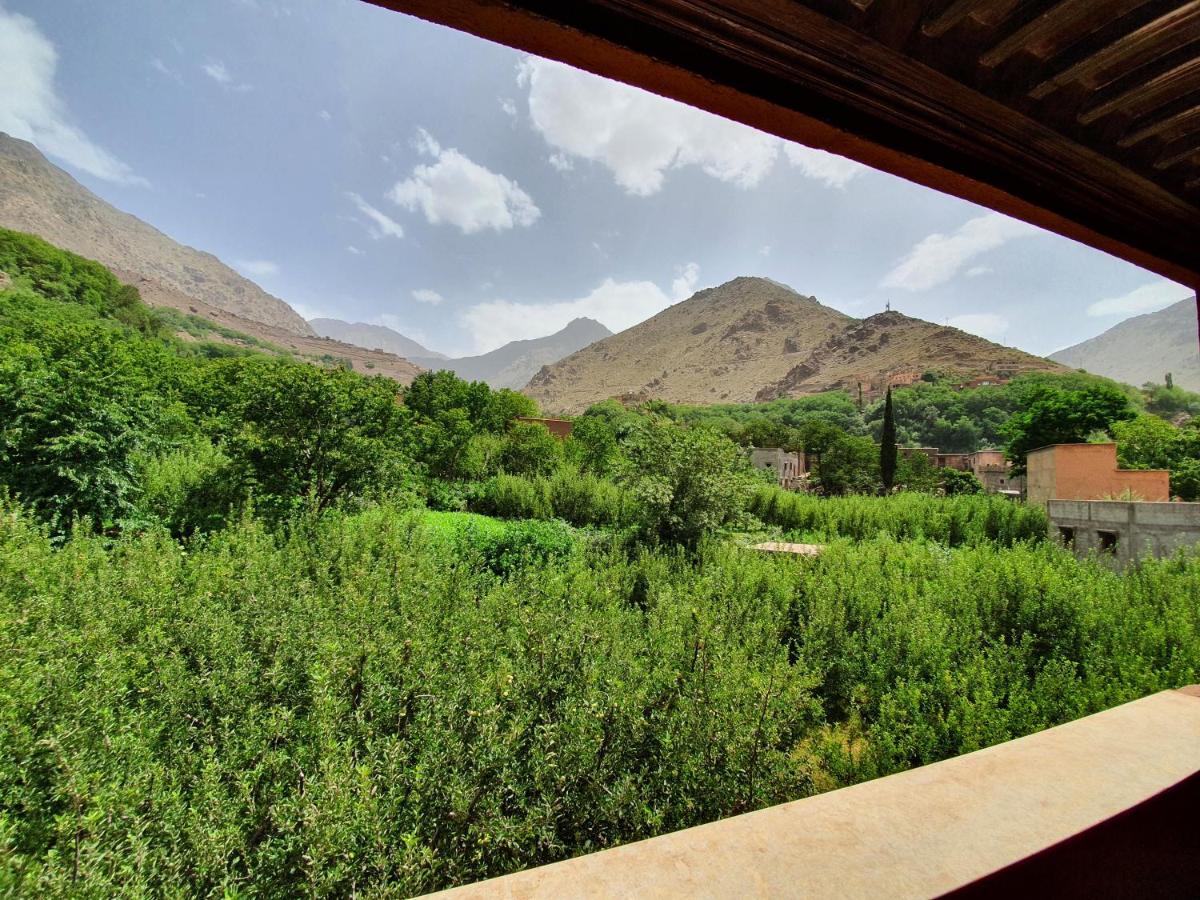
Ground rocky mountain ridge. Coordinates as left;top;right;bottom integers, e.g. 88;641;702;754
0;132;313;335
525;276;1066;413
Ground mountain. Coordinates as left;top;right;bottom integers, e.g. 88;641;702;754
309;319;445;361
0;132;313;335
123;273;422;384
524;276;1065;413
411;318;613;389
1049;298;1199;391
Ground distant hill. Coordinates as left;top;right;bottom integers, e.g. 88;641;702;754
309;318;445;361
0;132;313;335
1050;298;1199;391
119;272;423;384
411;318;612;390
525;276;1064;413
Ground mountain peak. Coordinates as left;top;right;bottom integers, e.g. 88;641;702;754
525;275;1064;412
0;132;46;163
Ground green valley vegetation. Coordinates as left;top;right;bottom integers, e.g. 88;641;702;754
1;228;1199;894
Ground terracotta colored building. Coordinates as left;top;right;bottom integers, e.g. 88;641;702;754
1026;444;1170;507
515;416;573;439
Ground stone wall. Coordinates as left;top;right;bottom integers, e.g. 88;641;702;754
1048;499;1200;566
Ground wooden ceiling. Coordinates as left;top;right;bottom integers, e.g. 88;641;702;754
369;0;1200;289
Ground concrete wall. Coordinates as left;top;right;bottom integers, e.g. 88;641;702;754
1048;499;1200;566
1027;443;1170;507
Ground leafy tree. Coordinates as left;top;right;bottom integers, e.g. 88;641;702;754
565;414;620;475
1003;381;1136;472
227;362;413;515
499;422;562;476
940;468;984;495
880;388;897;491
618;419;752;547
1115;414;1200;501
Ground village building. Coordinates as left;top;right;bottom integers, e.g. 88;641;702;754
968;449;1024;495
1026;443;1169;507
748;447;805;490
1047;499;1200;567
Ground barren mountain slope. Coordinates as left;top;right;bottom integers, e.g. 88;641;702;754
310;319;445;361
0;132;312;335
411;317;613;389
525;277;1065;413
1050;298;1199;391
121;272;422;384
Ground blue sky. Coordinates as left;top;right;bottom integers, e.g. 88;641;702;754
0;0;1193;357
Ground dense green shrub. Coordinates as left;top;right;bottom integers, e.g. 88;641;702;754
1;501;1196;895
748;489;1047;547
472;473;552;520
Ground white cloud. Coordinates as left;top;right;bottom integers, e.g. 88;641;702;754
318;109;331;122
1086;280;1193;317
671;262;699;300
150;57;180;81
203;59;231;84
499;97;517;118
345;191;404;240
235;259;279;277
412;127;440;157
947;313;1009;342
412;288;444;306
518;57;864;195
346;245;364;255
547;151;574;172
782;144;866;189
389;132;540;234
459;264;699;353
0;8;146;186
881;213;1040;292
202;59;251;92
759;244;773;257
966;265;992;278
519;57;778;195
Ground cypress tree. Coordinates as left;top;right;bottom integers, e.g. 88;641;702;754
880;387;897;492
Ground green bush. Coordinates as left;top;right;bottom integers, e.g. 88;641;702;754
1;501;1196;895
130;438;244;536
748;489;1046;547
471;473;552;519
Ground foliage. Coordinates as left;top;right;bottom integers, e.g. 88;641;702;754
225;360;415;517
618;419;755;547
880;388;897;491
499;422;562;477
1;501;1196;894
940;467;984;496
1114;414;1200;501
748;489;1046;547
1003;379;1137;472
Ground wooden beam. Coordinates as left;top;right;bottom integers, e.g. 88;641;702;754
1029;3;1200;98
1119;104;1200;146
1156;138;1200;170
921;0;1022;38
980;0;1152;69
1080;56;1200;124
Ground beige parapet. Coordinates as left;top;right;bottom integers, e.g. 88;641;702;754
429;688;1200;899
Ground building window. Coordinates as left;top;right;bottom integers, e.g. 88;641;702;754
1058;527;1075;548
1097;530;1118;554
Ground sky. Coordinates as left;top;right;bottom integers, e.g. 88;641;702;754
0;0;1194;358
